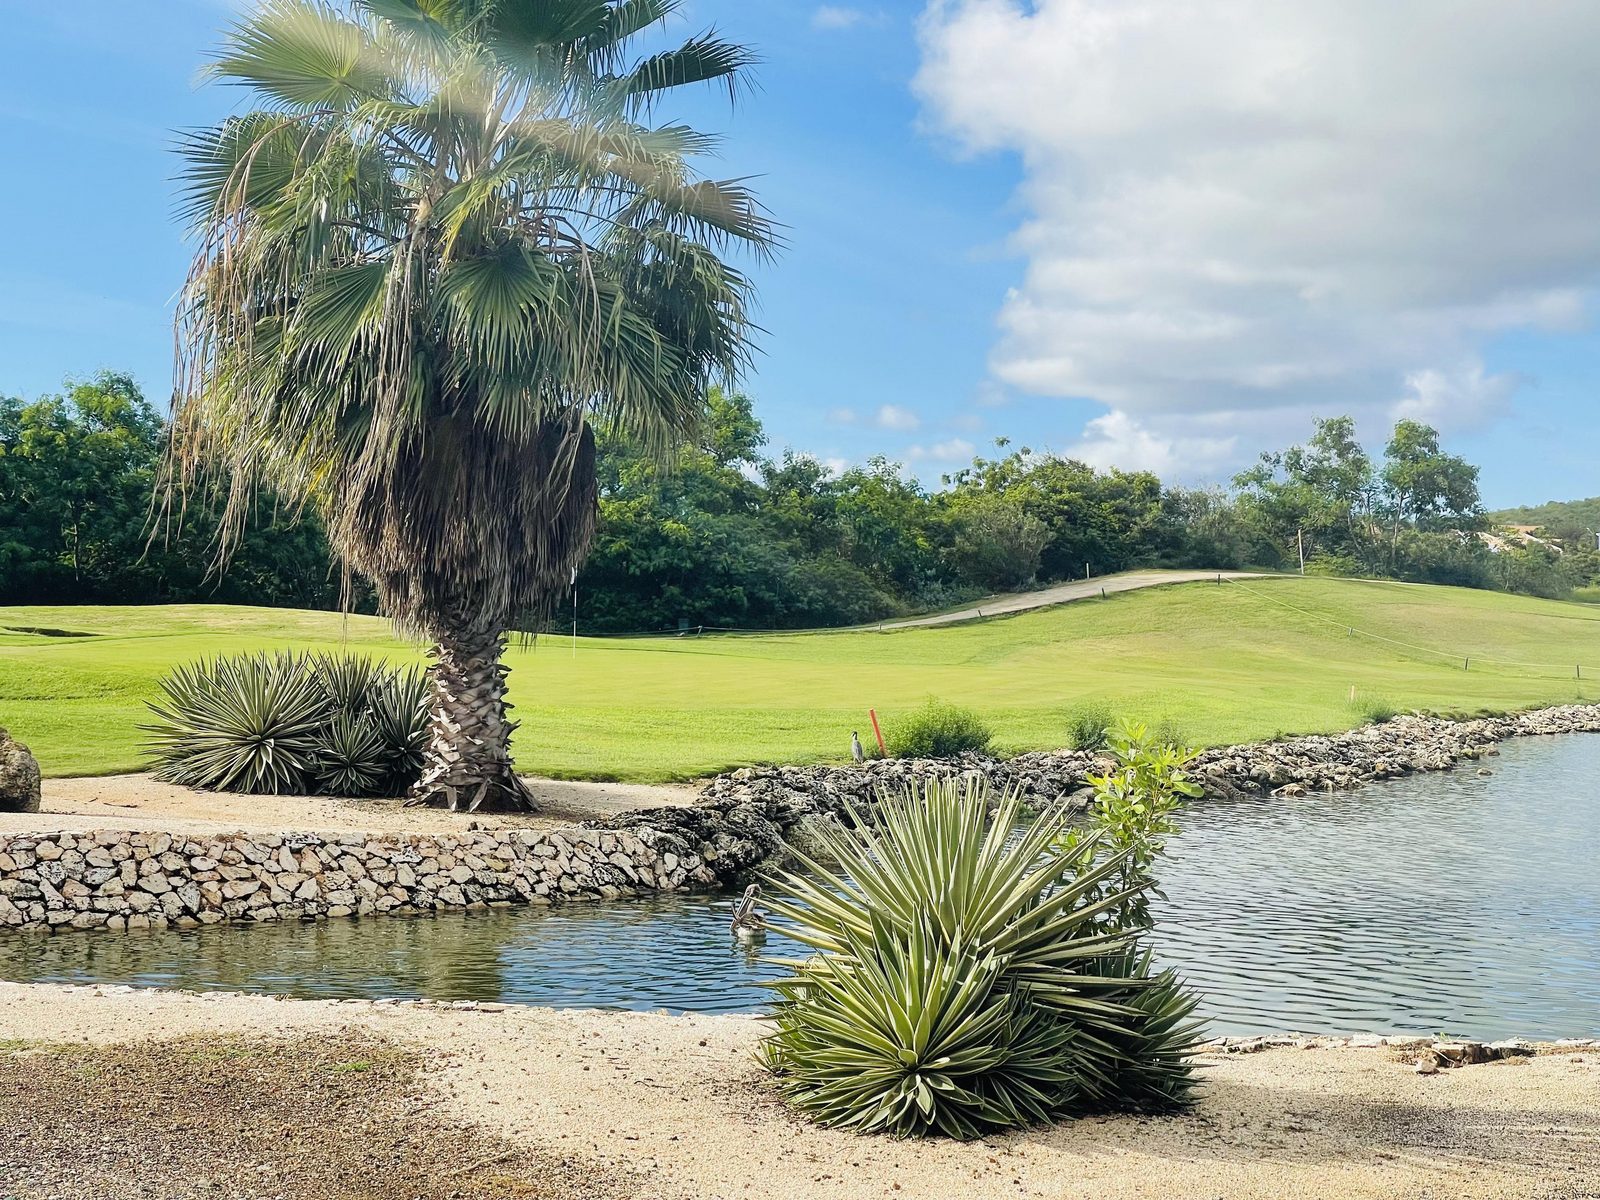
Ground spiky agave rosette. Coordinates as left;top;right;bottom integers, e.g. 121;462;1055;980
757;777;1204;1139
142;650;427;798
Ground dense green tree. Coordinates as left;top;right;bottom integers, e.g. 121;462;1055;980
168;0;770;811
1379;419;1482;570
0;374;348;608
946;494;1049;591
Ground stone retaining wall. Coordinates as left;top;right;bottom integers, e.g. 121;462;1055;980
0;825;724;934
4;702;1599;936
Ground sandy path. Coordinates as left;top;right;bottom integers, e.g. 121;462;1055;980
3;982;1595;1200
876;570;1265;629
0;773;699;838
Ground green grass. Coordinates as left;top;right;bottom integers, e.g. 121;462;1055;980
3;576;1599;782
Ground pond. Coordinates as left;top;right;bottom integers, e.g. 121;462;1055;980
3;734;1597;1039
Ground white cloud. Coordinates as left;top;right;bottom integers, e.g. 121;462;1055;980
915;0;1600;471
1393;363;1517;431
813;6;866;30
907;437;977;462
821;456;850;477
875;404;922;431
1065;410;1237;477
827;406;859;425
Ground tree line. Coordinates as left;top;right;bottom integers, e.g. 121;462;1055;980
3;373;1593;623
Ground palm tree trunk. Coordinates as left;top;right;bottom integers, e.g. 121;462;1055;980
409;623;535;812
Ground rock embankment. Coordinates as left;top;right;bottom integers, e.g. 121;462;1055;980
607;704;1600;851
2;704;1596;936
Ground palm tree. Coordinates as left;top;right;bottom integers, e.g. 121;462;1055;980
170;0;771;811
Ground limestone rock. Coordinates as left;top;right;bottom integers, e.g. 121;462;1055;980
0;727;42;814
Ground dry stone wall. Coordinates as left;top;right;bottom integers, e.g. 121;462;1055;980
0;826;723;935
3;703;1599;937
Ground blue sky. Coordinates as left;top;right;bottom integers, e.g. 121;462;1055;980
2;1;1596;508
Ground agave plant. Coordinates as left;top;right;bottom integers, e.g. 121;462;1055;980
759;776;1200;1139
313;709;390;796
144;652;331;793
313;653;390;715
368;666;429;791
144;650;429;797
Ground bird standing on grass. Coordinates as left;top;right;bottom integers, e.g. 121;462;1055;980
851;731;866;763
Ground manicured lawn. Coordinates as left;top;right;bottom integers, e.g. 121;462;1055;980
2;576;1597;781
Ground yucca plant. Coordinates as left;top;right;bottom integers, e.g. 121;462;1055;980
314;710;391;796
368;666;429;790
759;777;1199;1139
144;652;330;793
144;650;429;797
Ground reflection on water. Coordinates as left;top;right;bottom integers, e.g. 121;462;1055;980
3;735;1598;1038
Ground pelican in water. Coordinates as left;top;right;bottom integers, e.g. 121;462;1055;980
729;883;766;941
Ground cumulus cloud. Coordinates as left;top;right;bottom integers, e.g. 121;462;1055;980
907;437;977;462
875;404;922;431
915;0;1600;471
1065;410;1237;477
1393;363;1518;431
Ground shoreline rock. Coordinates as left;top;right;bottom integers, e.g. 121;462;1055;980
1;703;1596;936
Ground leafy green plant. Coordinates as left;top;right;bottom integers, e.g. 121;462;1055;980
143;651;426;797
1052;720;1206;1111
1348;693;1399;725
1064;701;1117;750
884;699;991;759
1058;720;1203;933
369;670;429;792
759;776;1200;1139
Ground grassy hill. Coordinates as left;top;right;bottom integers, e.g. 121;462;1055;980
1489;496;1600;530
3;576;1599;782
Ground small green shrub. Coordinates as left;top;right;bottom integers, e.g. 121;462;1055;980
1350;693;1399;725
884;699;991;759
1064;701;1116;750
1571;585;1600;605
144;651;427;797
759;775;1201;1139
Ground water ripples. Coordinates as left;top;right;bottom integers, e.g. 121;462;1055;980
3;734;1597;1038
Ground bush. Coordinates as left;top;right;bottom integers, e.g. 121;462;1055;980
947;496;1050;591
1064;701;1117;750
143;651;427;797
1349;693;1399;725
760;775;1200;1138
883;699;991;759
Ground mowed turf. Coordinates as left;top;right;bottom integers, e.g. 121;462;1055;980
3;576;1599;782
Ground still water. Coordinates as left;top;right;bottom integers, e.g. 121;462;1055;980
3;735;1597;1038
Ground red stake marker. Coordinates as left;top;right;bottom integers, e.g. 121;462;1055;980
868;708;887;758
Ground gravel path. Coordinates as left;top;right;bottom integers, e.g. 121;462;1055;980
875;569;1265;629
3;982;1596;1200
0;774;699;839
